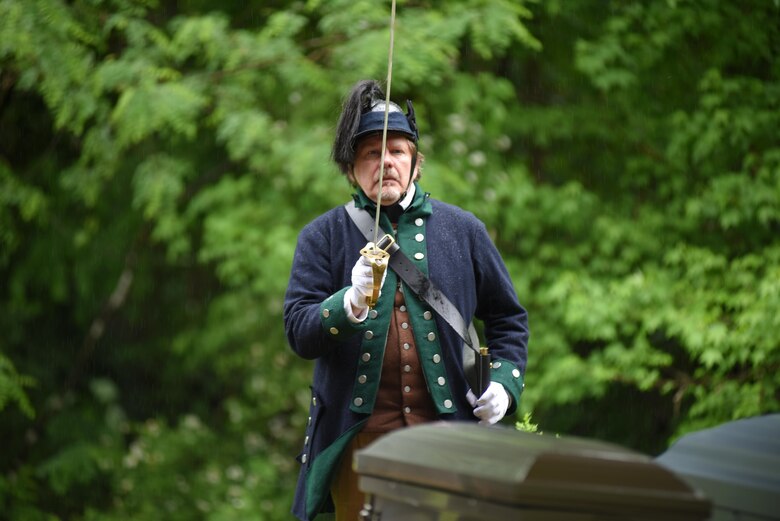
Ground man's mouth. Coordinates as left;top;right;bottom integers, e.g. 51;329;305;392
377;174;400;184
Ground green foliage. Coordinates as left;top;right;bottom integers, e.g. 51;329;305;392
515;412;539;434
0;353;35;418
0;0;778;518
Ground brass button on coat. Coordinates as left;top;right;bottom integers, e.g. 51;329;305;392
353;397;364;407
415;233;424;242
358;375;367;384
433;354;441;363
329;327;339;335
423;311;432;320
437;377;446;386
365;330;374;340
369;309;378;319
444;399;453;409
362;353;371;362
415;218;423;226
414;252;425;260
427;332;436;341
322;309;330;318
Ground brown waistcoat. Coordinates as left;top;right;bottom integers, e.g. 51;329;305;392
363;283;438;433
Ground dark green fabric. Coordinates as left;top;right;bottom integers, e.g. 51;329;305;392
348;269;396;415
320;287;366;341
490;359;524;415
305;419;368;521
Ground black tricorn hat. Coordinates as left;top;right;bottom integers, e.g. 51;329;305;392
332;79;418;175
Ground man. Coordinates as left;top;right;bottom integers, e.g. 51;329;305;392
284;79;529;521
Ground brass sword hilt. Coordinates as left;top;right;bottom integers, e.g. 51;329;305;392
359;234;396;308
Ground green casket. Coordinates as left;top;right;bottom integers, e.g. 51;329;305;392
354;422;711;521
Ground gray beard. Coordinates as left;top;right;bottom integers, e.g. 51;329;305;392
379;186;402;205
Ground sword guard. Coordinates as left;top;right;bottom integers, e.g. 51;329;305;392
360;234;396;308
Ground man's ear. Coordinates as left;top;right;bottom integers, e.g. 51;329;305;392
347;165;357;186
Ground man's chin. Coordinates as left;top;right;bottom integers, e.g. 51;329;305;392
379;187;402;205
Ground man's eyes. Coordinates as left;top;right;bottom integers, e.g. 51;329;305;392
364;148;406;157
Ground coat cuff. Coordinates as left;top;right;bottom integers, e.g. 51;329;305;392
320;287;366;340
489;359;524;415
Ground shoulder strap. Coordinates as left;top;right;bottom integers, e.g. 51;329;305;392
344;202;480;351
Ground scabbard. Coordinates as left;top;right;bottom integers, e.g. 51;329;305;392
478;347;491;396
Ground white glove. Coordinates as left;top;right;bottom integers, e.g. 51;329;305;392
466;382;510;425
345;246;387;316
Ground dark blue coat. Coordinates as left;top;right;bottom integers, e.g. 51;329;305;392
284;185;529;520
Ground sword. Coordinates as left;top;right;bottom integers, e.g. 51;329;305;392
361;0;397;309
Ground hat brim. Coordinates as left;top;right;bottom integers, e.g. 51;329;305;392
353;111;416;143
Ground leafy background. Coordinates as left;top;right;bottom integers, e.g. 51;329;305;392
1;0;778;519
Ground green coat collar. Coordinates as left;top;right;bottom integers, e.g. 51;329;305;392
351;183;432;226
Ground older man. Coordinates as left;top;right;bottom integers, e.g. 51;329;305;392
284;79;529;521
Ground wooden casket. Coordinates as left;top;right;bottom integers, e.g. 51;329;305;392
354;422;710;521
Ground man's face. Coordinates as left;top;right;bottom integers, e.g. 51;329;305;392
350;133;417;205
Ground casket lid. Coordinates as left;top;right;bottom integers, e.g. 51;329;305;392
355;422;710;518
657;414;780;520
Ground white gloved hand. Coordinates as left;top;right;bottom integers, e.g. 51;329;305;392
345;246;387;315
466;382;510;425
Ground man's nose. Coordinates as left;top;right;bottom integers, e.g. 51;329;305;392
383;149;394;166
